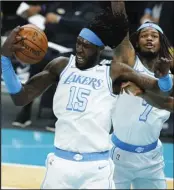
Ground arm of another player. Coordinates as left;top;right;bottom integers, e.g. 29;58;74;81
1;26;68;106
112;32;136;68
141;74;174;112
111;1;136;68
111;61;173;96
122;82;174;112
141;91;174;112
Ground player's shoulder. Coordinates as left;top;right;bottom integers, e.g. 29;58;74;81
50;56;69;66
44;56;69;76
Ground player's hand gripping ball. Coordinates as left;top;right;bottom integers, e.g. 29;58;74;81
14;24;48;64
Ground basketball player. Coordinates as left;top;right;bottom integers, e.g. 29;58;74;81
1;7;172;189
110;1;173;189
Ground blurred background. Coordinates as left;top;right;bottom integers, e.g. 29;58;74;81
1;1;173;189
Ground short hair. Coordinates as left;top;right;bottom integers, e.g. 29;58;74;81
86;7;129;49
131;21;173;60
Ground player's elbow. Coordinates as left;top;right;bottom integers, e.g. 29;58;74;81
12;97;27;107
10;91;29;106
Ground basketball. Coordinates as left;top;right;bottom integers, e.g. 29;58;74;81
14;24;48;64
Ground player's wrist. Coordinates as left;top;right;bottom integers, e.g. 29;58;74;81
1;55;22;94
1;55;11;60
158;74;173;92
1;44;14;57
1;56;12;69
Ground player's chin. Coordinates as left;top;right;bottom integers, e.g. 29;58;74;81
140;49;158;57
76;61;87;70
142;47;156;53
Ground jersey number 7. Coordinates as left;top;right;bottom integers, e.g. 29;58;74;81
139;100;153;121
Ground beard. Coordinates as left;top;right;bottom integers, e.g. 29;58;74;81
138;48;159;59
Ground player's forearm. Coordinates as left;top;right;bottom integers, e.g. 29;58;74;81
112;33;135;68
1;56;23;104
113;33;129;57
8;57;67;106
140;91;174;112
1;56;54;106
122;70;172;96
11;71;55;106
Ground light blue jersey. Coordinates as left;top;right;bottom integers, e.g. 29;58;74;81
53;55;115;153
112;56;170;145
111;55;170;189
42;55;116;189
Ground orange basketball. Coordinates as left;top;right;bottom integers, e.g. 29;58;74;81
14;24;48;64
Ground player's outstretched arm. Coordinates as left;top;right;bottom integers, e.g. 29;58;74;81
122;82;174;112
141;91;174;112
1;26;68;106
113;32;135;68
111;61;173;96
111;1;136;68
140;75;174;112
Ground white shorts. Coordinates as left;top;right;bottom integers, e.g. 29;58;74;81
111;140;167;189
41;152;115;189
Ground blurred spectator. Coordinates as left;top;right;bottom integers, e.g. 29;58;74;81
125;1;148;34
99;1;148;35
158;2;174;47
44;2;101;51
140;2;163;24
1;1;49;34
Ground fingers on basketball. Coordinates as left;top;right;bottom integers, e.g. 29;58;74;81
10;26;23;41
14;24;48;64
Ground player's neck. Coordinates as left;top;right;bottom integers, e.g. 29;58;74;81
139;55;159;73
87;55;101;69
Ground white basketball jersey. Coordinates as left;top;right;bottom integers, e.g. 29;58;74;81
112;56;170;145
53;55;115;153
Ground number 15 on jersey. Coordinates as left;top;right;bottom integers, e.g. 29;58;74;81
66;86;91;112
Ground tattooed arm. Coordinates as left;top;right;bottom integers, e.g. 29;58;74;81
122;81;174;112
111;61;173;96
137;75;174;112
140;91;174;112
111;1;136;68
113;33;136;68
